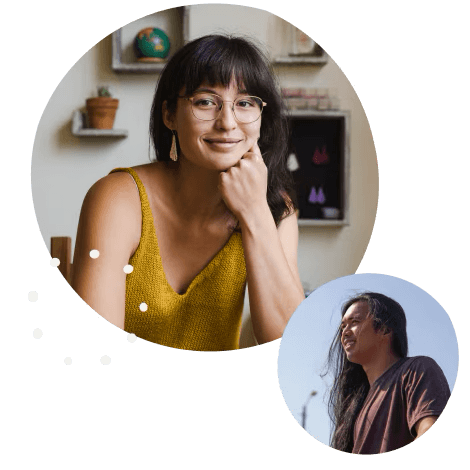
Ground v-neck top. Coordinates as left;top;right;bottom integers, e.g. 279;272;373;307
110;167;247;351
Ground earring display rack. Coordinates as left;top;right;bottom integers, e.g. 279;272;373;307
287;110;350;227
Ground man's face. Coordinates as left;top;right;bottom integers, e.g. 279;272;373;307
341;301;385;365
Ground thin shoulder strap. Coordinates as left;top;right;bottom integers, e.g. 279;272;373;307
109;167;154;233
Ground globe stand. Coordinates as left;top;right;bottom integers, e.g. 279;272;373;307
136;57;166;63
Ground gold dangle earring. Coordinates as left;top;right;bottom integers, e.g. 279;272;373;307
170;130;178;162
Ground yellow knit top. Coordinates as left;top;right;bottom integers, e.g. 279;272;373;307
110;168;247;351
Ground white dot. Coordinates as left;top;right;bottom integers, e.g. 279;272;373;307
123;264;134;274
50;258;60;267
89;249;100;259
33;328;43;339
28;291;38;302
139;302;148;312
127;333;137;343
100;355;111;365
64;357;72;365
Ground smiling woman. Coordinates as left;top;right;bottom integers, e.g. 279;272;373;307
162;81;262;173
71;34;305;351
150;35;296;225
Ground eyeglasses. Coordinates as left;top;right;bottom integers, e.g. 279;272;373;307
179;92;267;123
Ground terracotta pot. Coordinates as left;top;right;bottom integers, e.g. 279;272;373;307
86;97;119;129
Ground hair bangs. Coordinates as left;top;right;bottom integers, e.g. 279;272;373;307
177;37;266;98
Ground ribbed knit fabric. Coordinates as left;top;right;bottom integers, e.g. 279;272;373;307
110;168;247;351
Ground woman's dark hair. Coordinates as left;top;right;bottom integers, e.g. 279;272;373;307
149;34;296;226
323;292;408;452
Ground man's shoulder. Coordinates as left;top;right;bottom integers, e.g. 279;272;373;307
398;356;447;386
402;355;441;371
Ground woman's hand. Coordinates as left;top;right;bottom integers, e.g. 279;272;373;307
218;142;269;224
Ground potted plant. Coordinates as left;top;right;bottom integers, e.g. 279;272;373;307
86;86;119;129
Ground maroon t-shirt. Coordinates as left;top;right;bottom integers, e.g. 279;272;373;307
352;356;451;454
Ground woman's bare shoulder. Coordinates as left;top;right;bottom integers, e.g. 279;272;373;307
83;162;169;215
84;172;140;212
131;161;174;206
78;171;142;250
131;161;170;188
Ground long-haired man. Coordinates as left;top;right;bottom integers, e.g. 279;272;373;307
325;292;451;453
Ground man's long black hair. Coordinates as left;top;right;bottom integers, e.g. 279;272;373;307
323;292;408;452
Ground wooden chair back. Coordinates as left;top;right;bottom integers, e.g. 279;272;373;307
51;236;72;284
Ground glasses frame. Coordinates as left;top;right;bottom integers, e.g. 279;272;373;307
178;92;267;123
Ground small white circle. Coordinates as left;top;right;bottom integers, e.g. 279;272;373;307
100;355;111;365
33;328;43;339
127;333;137;343
123;264;134;274
139;302;148;312
50;258;60;267
89;249;100;259
64;357;72;365
28;291;38;302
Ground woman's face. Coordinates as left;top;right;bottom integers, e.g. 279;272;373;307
163;80;262;171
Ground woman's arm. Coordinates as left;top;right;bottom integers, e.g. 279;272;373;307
71;173;141;329
241;204;304;344
219;147;304;344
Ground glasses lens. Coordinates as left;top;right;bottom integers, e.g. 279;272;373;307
234;96;263;123
191;93;263;122
191;93;222;121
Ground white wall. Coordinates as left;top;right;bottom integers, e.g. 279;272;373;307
31;4;378;347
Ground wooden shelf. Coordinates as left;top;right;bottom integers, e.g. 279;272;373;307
287;109;346;118
298;219;348;227
71;111;128;138
112;7;188;74
274;42;328;66
274;55;328;66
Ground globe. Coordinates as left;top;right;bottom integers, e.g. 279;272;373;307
134;27;170;62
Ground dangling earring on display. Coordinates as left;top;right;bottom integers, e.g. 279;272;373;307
170;130;178;161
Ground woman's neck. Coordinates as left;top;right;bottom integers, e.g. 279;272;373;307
168;159;233;225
